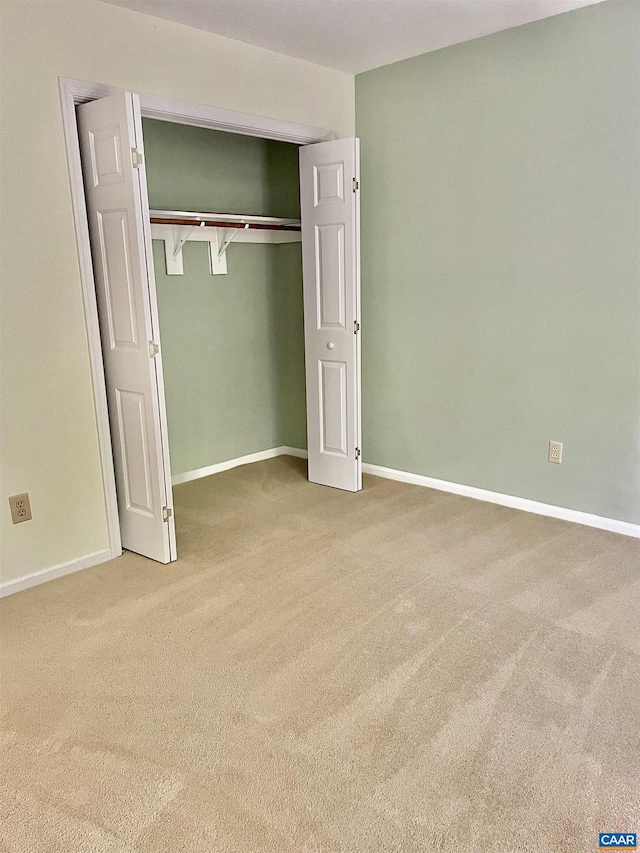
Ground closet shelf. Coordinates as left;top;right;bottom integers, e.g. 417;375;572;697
149;210;302;277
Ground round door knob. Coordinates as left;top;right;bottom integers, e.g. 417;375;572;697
327;342;335;349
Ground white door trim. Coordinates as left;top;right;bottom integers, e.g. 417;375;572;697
59;77;332;563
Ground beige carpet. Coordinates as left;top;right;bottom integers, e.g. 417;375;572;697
1;456;639;852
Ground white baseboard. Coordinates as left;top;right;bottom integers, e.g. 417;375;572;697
0;548;113;599
280;446;309;459
362;462;640;539
172;446;308;485
173;449;638;539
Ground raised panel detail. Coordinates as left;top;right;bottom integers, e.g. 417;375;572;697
319;360;348;456
315;223;345;330
88;125;124;187
97;209;139;350
115;390;154;517
313;162;344;206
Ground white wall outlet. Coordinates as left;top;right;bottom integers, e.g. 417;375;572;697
9;492;32;524
548;441;563;464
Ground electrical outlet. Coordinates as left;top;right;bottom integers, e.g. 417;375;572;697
548;441;563;464
9;493;32;524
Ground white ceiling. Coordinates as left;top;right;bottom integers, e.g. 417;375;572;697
101;0;603;75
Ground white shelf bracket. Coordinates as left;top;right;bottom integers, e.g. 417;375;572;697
162;222;205;275
208;229;227;275
173;222;204;260
209;224;248;275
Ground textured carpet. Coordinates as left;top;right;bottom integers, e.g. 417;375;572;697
1;456;639;852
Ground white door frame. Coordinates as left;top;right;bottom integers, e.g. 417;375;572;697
59;77;334;561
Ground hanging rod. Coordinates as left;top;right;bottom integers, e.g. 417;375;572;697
150;217;300;231
149;209;301;231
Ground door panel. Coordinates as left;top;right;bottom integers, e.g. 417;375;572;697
319;360;348;455
300;138;361;492
78;92;176;563
114;389;155;516
86;124;125;187
316;223;346;329
96;209;140;349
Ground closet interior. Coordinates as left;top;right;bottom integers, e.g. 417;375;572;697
143;119;308;493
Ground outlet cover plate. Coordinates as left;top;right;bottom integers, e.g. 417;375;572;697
9;492;32;524
548;441;563;464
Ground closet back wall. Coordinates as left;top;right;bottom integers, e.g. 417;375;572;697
143;120;307;476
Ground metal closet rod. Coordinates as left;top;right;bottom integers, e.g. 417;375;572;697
150;216;301;232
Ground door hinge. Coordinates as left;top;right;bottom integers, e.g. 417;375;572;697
353;177;359;193
162;506;173;522
149;340;160;358
354;320;360;334
131;147;144;168
355;447;361;459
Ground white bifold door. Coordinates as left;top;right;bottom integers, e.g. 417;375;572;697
299;138;362;492
77;91;176;563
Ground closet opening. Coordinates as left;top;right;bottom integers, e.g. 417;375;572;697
69;84;361;567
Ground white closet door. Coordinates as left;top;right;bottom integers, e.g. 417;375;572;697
77;91;176;563
299;138;362;492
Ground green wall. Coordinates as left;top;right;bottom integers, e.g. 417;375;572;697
143;121;306;475
356;1;640;524
143;119;301;218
